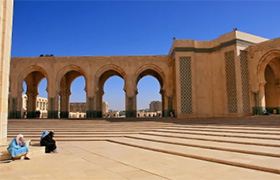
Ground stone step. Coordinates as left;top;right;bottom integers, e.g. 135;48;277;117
150;129;280;140
163;126;280;135
169;125;280;131
109;137;280;175
7;128;161;132
8;132;139;135
126;134;280;158
7;135;123;142
141;132;280;147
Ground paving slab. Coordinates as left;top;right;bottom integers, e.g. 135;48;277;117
126;134;280;157
142;132;280;147
150;129;280;140
73;141;280;180
109;137;280;173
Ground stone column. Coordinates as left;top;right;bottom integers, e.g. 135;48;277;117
125;80;137;118
257;82;266;115
125;94;137;118
9;97;18;118
162;94;172;117
86;79;96;118
276;86;280;114
47;95;59;118
86;96;95;118
0;0;14;145
8;88;22;119
60;90;71;118
161;91;166;117
26;91;38;118
47;78;59;118
95;89;103;118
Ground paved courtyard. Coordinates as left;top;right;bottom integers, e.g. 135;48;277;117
1;116;280;179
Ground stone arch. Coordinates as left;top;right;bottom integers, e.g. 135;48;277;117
135;64;166;92
18;65;49;93
17;65;49;118
56;65;88;93
95;64;126;92
135;64;167;117
257;49;280;84
95;64;126;117
256;49;280;114
56;65;88;118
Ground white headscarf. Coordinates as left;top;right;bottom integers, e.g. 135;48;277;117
16;134;24;145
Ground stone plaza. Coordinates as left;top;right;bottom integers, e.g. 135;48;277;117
1;117;280;179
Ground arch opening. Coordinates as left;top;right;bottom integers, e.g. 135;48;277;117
263;59;280;114
136;69;163;118
103;76;125;118
69;76;86;119
21;71;48;118
97;70;125;118
59;70;86;119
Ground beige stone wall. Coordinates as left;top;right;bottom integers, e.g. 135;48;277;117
0;0;13;144
171;30;268;118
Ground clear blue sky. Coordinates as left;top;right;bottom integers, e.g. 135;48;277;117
13;0;280;110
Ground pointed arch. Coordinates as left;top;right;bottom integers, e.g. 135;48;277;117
257;49;280;84
18;65;49;93
95;64;126;93
135;64;166;91
56;65;88;93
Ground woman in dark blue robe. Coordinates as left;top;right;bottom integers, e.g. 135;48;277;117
40;131;57;153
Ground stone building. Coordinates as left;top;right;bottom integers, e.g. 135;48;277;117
21;95;48;118
149;101;162;112
137;110;161;118
8;30;280;119
102;101;108;116
104;111;120;118
70;102;86;113
69;102;86;118
0;0;14;144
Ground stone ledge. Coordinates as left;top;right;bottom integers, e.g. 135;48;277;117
0;140;44;161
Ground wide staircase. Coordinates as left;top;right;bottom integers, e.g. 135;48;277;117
4;116;280;175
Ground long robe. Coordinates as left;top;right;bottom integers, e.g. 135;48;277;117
7;138;29;157
40;133;56;153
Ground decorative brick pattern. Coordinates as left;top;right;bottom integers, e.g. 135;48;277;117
180;57;192;114
225;51;238;113
240;51;251;113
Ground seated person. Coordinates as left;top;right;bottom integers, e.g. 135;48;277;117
40;131;57;153
7;134;30;160
264;109;270;115
40;130;49;145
